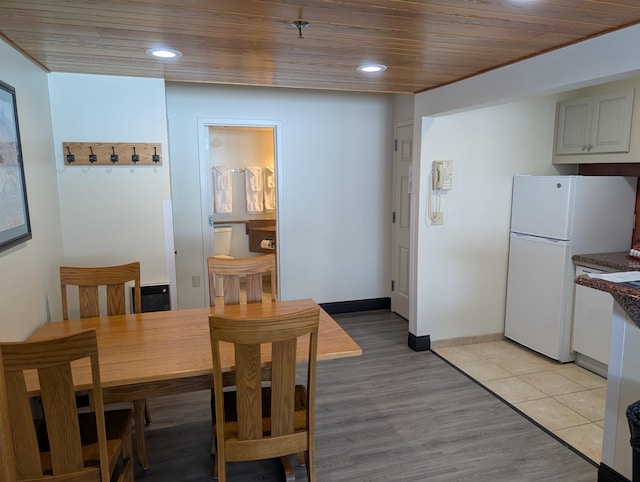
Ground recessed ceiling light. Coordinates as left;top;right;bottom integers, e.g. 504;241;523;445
145;48;183;59
357;64;387;73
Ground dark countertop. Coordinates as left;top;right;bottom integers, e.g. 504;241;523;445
572;251;640;271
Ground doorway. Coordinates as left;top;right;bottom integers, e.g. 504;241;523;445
198;120;280;303
391;122;413;319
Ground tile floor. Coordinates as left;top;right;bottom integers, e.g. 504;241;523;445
433;339;607;463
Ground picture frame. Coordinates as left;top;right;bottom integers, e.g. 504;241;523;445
0;80;31;252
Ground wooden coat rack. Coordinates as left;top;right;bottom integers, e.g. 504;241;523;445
63;142;162;166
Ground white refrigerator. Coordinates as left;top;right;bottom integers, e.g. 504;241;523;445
504;175;636;362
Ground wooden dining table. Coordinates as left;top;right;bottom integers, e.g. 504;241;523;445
27;298;362;470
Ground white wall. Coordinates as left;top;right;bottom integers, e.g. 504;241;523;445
166;83;393;308
48;74;173;295
0;39;63;340
411;24;640;341
392;93;414;124
414;98;573;340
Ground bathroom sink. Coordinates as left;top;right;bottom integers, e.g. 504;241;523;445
247;221;276;253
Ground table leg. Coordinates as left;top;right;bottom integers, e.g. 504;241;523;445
134;399;150;470
144;399;152;425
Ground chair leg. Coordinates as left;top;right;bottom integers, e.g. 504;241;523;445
118;424;134;482
305;449;315;482
281;455;295;482
214;454;226;482
134;399;150;470
210;389;217;455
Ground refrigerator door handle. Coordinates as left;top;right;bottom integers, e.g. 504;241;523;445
510;232;571;247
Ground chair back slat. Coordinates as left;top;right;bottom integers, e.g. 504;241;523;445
222;275;241;305
234;344;263;441
270;339;297;437
79;286;100;318
39;364;84;474
207;254;276;307
106;283;126;316
4;371;42;478
60;262;141;319
245;274;263;304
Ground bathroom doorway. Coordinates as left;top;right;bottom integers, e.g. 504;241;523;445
198;120;280;303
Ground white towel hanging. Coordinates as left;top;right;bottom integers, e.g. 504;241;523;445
263;167;276;211
245;167;264;213
212;166;232;213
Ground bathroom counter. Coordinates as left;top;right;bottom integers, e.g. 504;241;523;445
247;222;276;254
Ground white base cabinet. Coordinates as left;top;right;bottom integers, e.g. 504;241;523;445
571;265;614;375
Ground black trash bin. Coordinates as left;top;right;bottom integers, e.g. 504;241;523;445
627;400;640;481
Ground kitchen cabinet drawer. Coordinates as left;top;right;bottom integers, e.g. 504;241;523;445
571;265;613;374
555;90;634;156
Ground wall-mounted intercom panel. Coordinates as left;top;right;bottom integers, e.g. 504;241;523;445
432;160;452;190
428;160;453;226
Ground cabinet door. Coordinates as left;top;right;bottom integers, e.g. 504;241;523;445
571;265;613;365
556;97;592;155
589;90;634;154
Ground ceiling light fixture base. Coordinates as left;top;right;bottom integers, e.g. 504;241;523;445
145;48;182;59
357;63;387;73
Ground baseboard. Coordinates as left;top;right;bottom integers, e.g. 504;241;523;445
598;463;630;482
319;297;390;315
575;353;608;378
430;333;505;349
408;333;430;352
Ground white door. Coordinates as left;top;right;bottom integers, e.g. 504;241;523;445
590;90;634;154
555;97;592;155
391;123;412;319
572;265;612;366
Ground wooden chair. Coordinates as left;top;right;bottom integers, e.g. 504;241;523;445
59;261;152;470
207;254;277;307
0;329;134;482
206;254;277;454
209;307;319;482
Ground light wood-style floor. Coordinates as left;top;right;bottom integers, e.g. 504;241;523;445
133;310;597;481
434;340;607;464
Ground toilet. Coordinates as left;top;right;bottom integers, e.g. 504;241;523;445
213;226;233;296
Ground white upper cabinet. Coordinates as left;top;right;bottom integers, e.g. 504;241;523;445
555;89;634;155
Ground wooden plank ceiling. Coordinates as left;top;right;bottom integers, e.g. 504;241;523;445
1;0;640;94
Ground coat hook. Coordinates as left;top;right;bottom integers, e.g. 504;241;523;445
152;146;160;163
291;20;309;39
89;146;97;163
132;146;139;163
110;146;119;163
66;146;75;163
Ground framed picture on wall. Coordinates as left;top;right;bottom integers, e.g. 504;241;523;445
0;80;31;252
